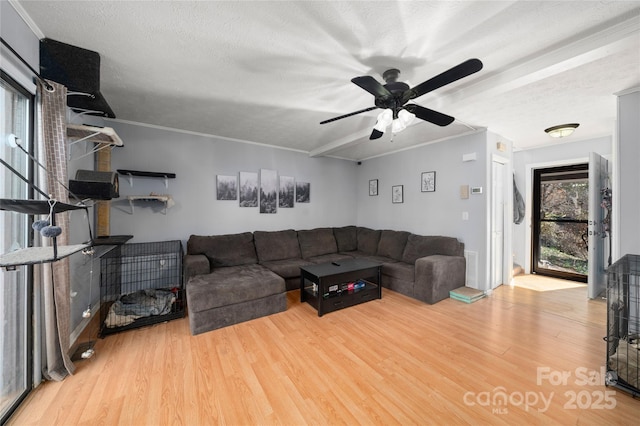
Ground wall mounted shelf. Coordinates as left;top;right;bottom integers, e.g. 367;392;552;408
117;170;176;188
126;195;173;215
67;124;123;161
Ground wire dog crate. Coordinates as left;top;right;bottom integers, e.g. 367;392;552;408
99;240;184;336
605;254;640;396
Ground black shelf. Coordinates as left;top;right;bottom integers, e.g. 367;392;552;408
117;170;176;179
0;198;88;215
92;235;133;246
0;199;93;269
303;279;377;300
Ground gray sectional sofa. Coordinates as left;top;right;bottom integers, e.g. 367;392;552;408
184;226;465;335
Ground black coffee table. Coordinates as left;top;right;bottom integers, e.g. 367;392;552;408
300;258;381;316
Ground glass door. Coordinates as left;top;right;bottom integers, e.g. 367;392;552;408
1;71;33;423
532;164;589;282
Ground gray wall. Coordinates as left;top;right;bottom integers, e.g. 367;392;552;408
109;123;500;291
355;130;497;290
107;121;358;245
512;136;612;271
617;89;640;258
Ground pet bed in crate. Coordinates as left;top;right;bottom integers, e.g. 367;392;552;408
104;288;178;328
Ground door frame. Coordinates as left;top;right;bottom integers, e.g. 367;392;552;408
524;158;589;274
531;164;589;282
490;154;512;290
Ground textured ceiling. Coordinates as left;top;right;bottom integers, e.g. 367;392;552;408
14;0;640;160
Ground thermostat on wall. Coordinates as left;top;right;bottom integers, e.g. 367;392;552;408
471;187;483;194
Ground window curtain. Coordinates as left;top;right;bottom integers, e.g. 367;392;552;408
36;79;75;380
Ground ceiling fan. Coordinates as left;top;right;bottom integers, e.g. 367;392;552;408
320;58;483;139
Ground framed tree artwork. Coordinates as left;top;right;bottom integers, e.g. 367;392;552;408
392;185;403;203
239;171;258;207
369;179;378;196
259;169;277;213
296;182;310;202
279;176;294;208
421;171;436;192
216;175;237;200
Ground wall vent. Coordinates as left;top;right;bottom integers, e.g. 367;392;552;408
464;250;478;288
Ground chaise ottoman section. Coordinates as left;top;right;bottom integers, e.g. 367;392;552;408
186;264;286;335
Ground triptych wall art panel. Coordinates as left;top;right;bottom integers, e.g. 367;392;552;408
260;169;278;213
216;169;310;213
239;171;258;207
216;175;238;200
296;182;310;203
278;176;294;208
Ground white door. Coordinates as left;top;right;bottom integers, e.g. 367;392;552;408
588;152;609;299
491;160;506;289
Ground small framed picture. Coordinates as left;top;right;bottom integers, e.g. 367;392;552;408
369;179;378;196
421;171;436;192
392;185;403;204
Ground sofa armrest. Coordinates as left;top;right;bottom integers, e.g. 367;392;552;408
184;254;210;282
414;255;466;304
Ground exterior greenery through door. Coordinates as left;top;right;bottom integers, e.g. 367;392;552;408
533;164;589;282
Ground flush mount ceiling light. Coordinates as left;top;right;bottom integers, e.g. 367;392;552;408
544;123;579;138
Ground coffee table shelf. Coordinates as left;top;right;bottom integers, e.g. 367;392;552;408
300;259;381;316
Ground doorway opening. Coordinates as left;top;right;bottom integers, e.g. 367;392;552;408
532;164;588;283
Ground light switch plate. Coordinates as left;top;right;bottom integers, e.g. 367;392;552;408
460;185;469;199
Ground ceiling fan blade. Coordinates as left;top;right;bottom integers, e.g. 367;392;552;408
404;58;483;102
319;106;378;124
351;76;392;99
405;104;455;127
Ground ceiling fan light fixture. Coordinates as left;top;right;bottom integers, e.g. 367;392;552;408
391;117;407;133
377;109;393;127
398;109;415;126
372;109;394;135
545;123;579;138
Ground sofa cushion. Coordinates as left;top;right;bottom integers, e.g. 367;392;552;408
187;232;257;268
376;230;410;261
260;258;313;279
402;235;463;264
357;227;381;255
382;262;415;282
349;253;399;265
187;264;284;313
333;226;357;252
307;253;355;264
254;229;301;262
298;227;338;259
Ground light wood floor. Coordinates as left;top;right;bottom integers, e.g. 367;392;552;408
9;277;639;425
